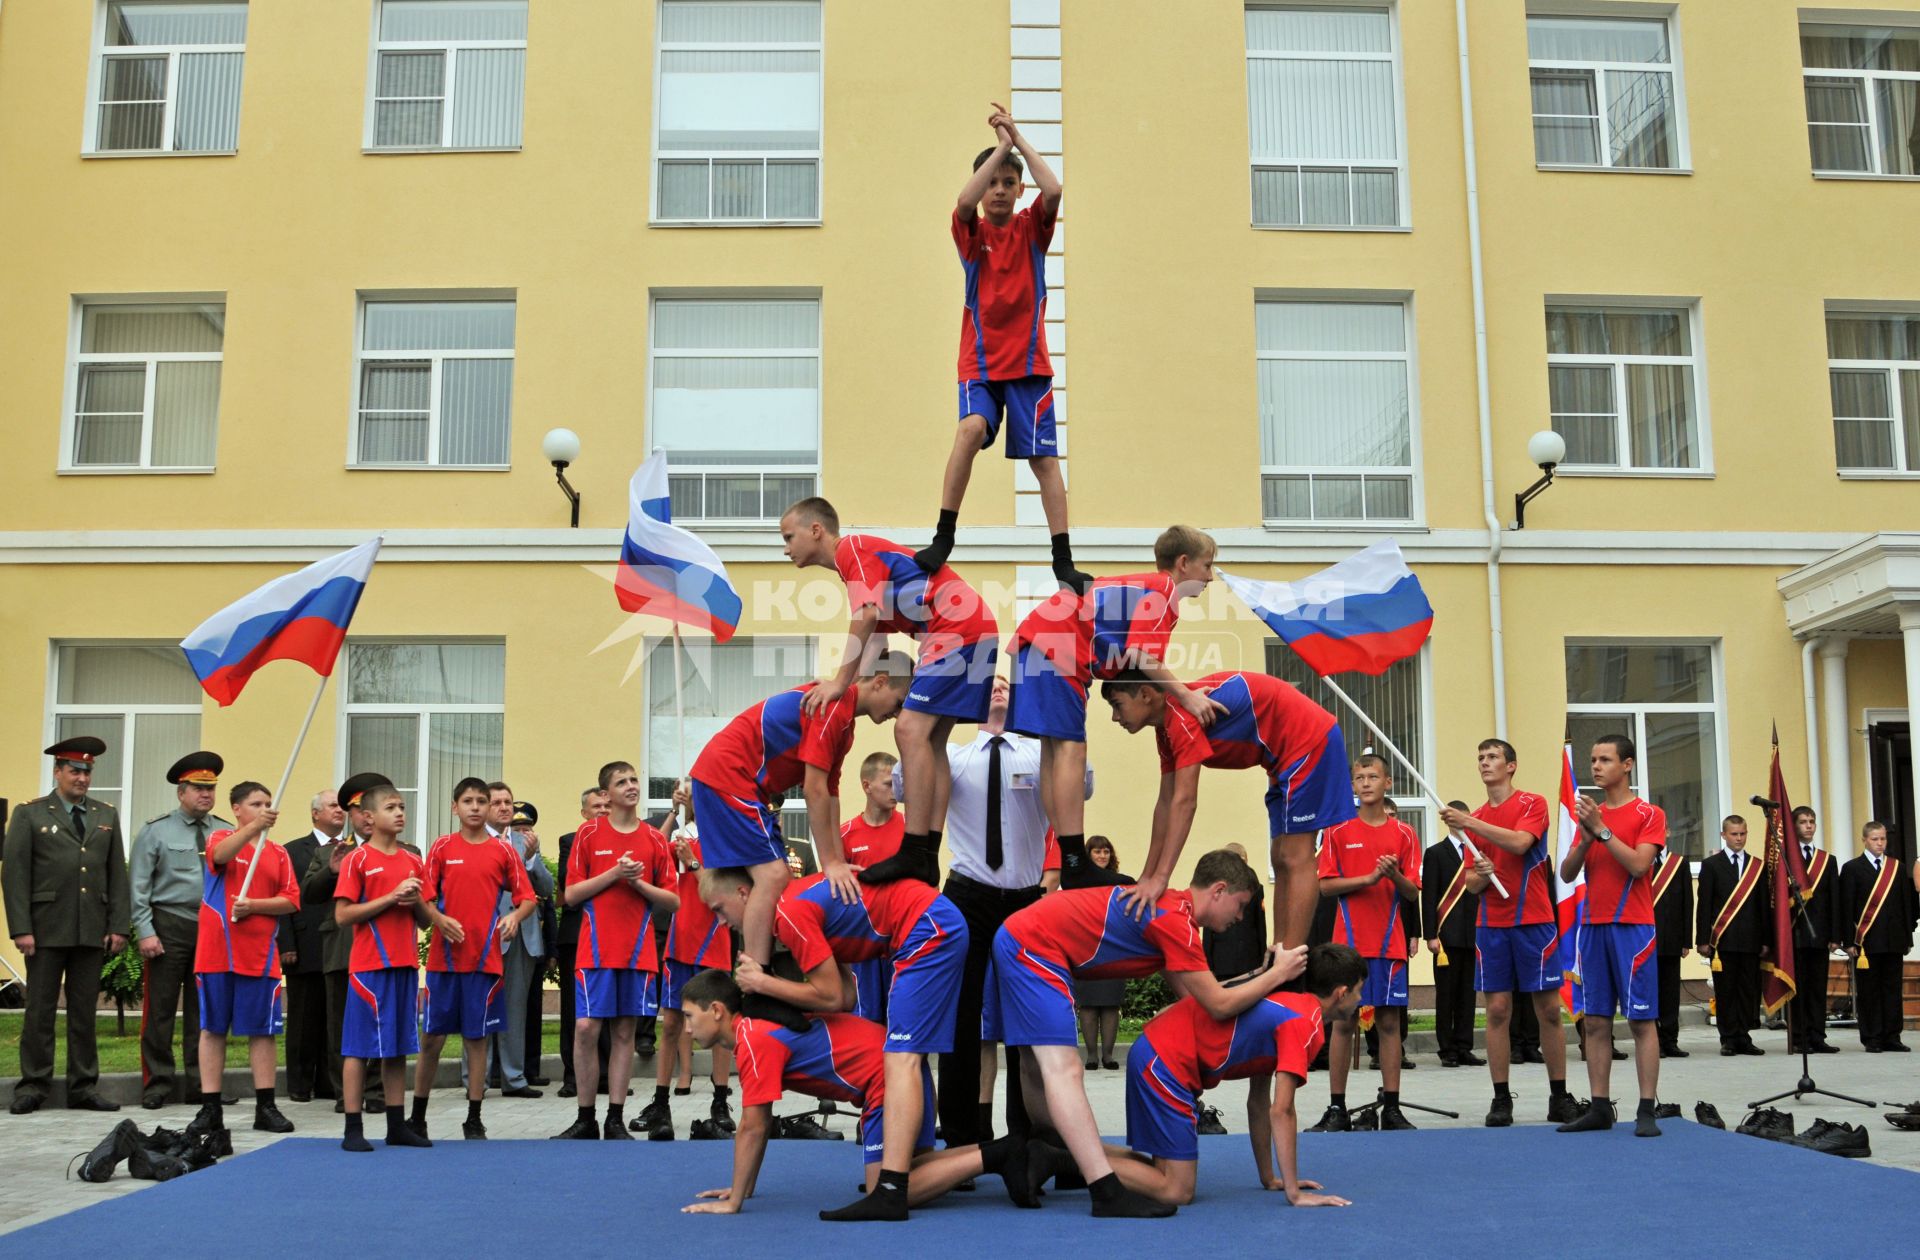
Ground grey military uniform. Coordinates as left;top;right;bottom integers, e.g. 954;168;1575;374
128;808;231;1101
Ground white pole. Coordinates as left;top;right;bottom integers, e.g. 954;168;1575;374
1317;674;1508;899
234;671;329;910
669;625;691;864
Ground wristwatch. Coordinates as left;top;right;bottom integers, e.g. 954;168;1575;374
1595;826;1615;844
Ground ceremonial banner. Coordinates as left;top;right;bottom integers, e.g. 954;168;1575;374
618;451;741;641
1553;744;1587;1017
1760;738;1798;1015
180;538;380;706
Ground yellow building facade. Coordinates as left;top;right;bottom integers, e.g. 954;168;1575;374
3;0;1918;988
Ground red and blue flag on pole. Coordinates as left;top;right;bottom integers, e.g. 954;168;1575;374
179;538;381;706
617;451;740;642
1553;743;1589;1017
1220;540;1433;677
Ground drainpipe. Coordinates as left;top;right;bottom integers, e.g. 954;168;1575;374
1800;637;1822;820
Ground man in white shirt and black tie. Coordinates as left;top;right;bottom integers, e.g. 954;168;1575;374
1695;816;1765;1056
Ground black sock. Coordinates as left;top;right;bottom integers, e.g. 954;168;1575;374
344;1114;363;1137
876;1169;909;1199
254;1088;275;1110
1493;1083;1511;1101
936;509;958;541
1330;1093;1346;1109
467;1099;482;1123
1059;833;1086;867
1088;1173;1123;1204
979;1134;1018;1176
1383;1091;1400;1106
712;1084;730;1101
927;829;942;851
1592;1095;1611;1110
606;1102;624;1124
410;1097;428;1124
654;1085;669;1104
578;1105;595;1127
819;1172;912;1222
977;1102;995;1142
1638;1098;1656;1114
1550;1079;1568;1097
205;1099;225;1128
1051;533;1073;564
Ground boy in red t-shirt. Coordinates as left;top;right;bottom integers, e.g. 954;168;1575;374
913;102;1086;594
841;753;903;1026
192;780;300;1142
409;777;535;1141
1310;756;1421;1133
334;783;444;1152
1558;735;1667;1137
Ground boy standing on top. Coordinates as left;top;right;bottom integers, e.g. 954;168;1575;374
916;101;1084;594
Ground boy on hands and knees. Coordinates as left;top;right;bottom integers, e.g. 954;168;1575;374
1557;736;1666;1137
918;102;1084;594
1438;740;1578;1127
334;784;440;1152
191;781;300;1146
1310;757;1422;1133
411;778;535;1141
782;496;997;888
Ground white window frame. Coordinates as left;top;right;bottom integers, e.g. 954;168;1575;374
1544;296;1712;477
82;0;247;156
1826;305;1920;478
348;292;516;470
45;641;206;825
1254;290;1426;528
645;289;823;525
1244;2;1411;231
59;294;225;475
640;635;816;823
362;0;528;152
1564;636;1730;865
1526;6;1691;173
648;0;826;226
1267;640;1434;839
1802;21;1920;179
336;638;506;847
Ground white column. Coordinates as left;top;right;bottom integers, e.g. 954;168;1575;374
1817;636;1856;862
1902;607;1920;872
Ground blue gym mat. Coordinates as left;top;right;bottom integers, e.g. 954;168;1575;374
9;1123;1916;1257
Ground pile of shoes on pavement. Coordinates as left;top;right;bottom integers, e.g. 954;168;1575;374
1735;1107;1871;1157
72;1118;224;1184
1882;1101;1920;1132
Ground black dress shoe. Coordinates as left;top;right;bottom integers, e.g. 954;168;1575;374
558;1082;577;1098
1885;1041;1911;1053
501;1086;544;1099
68;1094;121;1112
288;1092;312;1104
1438;1053;1459;1067
1866;1044;1884;1053
1736;1042;1764;1056
253;1103;296;1133
1720;1045;1738;1057
1458;1052;1486;1066
1811;1041;1840;1055
550;1117;600;1140
141;1094;167;1110
528;1076;553;1086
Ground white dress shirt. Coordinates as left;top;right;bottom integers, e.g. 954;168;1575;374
896;731;1095;890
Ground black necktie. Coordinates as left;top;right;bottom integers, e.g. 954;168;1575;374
1803;846;1813;866
191;817;207;853
71;805;87;837
1873;857;1882;873
1732;853;1741;877
984;736;1005;871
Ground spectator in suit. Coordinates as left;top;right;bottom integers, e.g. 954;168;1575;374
1423;804;1483;1067
1841;821;1916;1053
1695;815;1764;1055
556;788;611;1098
482;788;551;1097
1203;841;1268;978
1788;807;1841;1054
524;823;558;1087
1650;846;1694;1058
278;790;345;1101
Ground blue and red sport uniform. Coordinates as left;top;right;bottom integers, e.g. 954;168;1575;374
662;834;733;1010
565;816;676;1019
734;1010;934;1165
1010;571;1183;742
986;886;1211;1048
1318;816;1422;1009
421;833;535;1040
1575;798;1666;1020
834;534;1000;721
690;682;860;869
1469;790;1561;995
953;193;1058;459
1127;991;1325;1162
1156;671;1353;839
775;874;968;1055
334;843;434;1060
841;814;905;1023
195;833;299;1038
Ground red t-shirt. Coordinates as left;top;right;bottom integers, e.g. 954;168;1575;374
1585;798;1667;926
690;683;858;806
774;873;942;970
1002;886;1210;981
1472;790;1554;928
666;835;733;968
833;534;998;664
1015;571;1182;689
196;834;300;978
566;816;676;972
953;195;1058;381
734;1011;884;1122
423;833;535;974
1143;990;1326;1092
1317;817;1422;961
841;811;904;870
1155;671;1337;778
335;842;434;974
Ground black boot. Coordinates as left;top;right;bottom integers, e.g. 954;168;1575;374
858;833;940;887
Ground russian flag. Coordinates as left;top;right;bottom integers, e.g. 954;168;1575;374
180;538;380;707
616;452;740;642
1553;743;1588;1018
1220;540;1433;677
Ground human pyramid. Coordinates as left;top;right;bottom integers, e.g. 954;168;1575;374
155;103;1677;1223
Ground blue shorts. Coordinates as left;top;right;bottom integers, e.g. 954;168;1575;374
1125;1033;1200;1161
344;968;419;1060
576;967;657;1020
1006;641;1089;742
1475;922;1562;995
851;957;891;1024
1264;726;1355;838
661;958;703;1011
904;637;998;722
689;778;786;870
858;1057;937;1165
1360;956;1409;1009
422;970;504;1039
982;926;1078;1048
883;897;969;1054
1576;922;1658;1021
196;972;283;1038
960;376;1057;460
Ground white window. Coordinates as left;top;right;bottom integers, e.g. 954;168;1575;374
653;0;823;223
367;0;527;151
649;293;820;521
1527;12;1683;170
1255;298;1417;524
645;637;814;822
342;642;504;845
1827;310;1920;475
1545;303;1704;472
87;1;247;154
65;300;224;472
1565;641;1724;859
51;644;204;827
353;298;515;467
1802;23;1920;177
1244;4;1407;228
1269;642;1431;838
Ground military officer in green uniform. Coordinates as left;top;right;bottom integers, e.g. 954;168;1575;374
129;751;233;1109
4;737;131;1114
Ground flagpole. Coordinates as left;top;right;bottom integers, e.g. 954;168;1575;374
669;624;691;864
1316;674;1508;899
234;671;330;911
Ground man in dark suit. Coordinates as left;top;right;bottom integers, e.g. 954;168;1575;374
1650;846;1694;1057
301;773;396;1112
1841;821;1917;1053
1788;807;1841;1054
555;788;611;1097
1423;808;1484;1067
278;789;345;1101
1696;815;1765;1055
